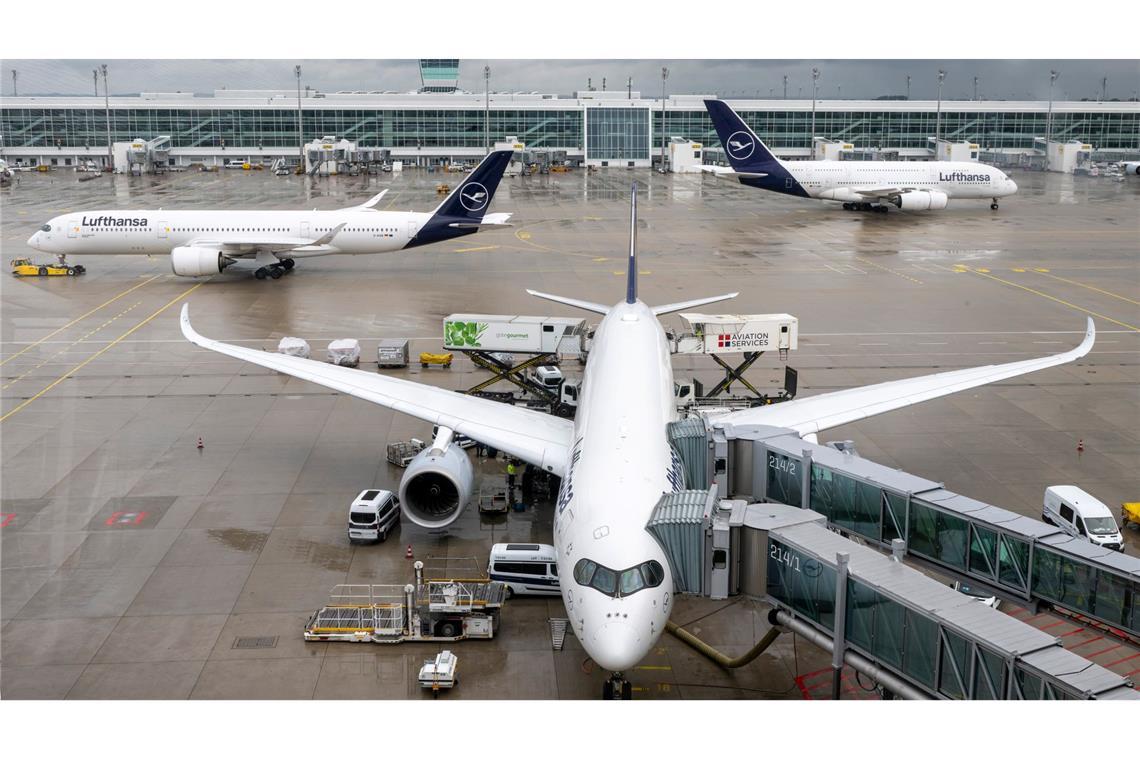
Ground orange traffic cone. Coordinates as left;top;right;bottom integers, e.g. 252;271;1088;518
405;544;414;559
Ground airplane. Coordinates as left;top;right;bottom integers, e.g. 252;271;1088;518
180;185;1093;699
1120;161;1140;176
703;99;1019;212
26;150;514;280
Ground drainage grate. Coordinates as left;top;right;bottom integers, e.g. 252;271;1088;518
232;635;278;650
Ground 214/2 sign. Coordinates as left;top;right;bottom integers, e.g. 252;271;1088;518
768;454;797;475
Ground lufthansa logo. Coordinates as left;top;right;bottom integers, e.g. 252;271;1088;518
726;130;755;161
459;181;490;212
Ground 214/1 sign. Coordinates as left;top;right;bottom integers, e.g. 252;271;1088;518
770;542;802;572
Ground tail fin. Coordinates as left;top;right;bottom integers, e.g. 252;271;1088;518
432;150;513;219
626;182;638;305
408;150;513;248
704;100;784;172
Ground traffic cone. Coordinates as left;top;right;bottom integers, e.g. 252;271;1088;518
405;544;414;559
1077;439;1084;455
197;436;204;450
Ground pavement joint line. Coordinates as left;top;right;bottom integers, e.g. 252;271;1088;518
854;256;924;285
940;264;1140;333
0;273;163;367
0;280;207;423
2;301;144;390
1034;270;1140;307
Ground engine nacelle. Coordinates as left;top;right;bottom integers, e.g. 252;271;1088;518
171;245;230;277
893;190;949;211
398;444;474;529
1125;162;1140;176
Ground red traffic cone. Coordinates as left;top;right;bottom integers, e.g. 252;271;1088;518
197;436;204;450
1077;439;1084;454
405;544;414;559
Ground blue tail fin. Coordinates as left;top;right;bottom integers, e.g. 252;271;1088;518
704;100;809;197
407;149;513;247
626;183;638;304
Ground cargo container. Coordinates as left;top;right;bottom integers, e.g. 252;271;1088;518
443;314;587;355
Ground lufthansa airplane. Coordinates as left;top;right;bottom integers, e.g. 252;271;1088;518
27;150;513;280
181;185;1093;699
704;100;1018;212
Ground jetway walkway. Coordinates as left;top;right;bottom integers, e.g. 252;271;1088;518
680;420;1140;640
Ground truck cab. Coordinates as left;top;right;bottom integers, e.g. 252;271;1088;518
348;489;400;544
534;364;564;390
1043;485;1124;551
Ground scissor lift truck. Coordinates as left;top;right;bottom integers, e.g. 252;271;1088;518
304;560;507;644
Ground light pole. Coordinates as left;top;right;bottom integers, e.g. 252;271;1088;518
484;65;490;155
1100;76;1107;102
627;76;632;99
782;74;788;100
660;67;668;173
11;70;16;97
810;67;820;158
935;69;945;142
295;65;303;167
101;64;111;169
1046;69;1059;148
973;76;979;101
93;69;98;97
906;74;910;100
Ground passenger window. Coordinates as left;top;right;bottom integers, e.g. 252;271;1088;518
1076;518;1086;536
1060;504;1074;523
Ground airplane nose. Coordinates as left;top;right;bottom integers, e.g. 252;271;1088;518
27;233;40;250
1007;179;1018;194
590;622;646;672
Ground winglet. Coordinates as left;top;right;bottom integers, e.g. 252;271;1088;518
180;303;202;346
627;183;638;305
357;189;389;209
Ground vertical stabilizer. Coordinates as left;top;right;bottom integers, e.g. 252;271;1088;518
627;183;638;304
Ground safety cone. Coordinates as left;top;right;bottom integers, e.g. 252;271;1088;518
1077;439;1084;455
197;436;204;450
405;544;414;559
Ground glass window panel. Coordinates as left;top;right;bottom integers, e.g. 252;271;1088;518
969;524;998;580
973;647;1005;700
908;502;939;560
1092;571;1129;628
766;452;802;506
1014;667;1043;700
871;593;905;669
938;630;969;699
852;481;880;540
901;611;937;689
882;492;904;544
998;534;1029;592
936;511;969;571
845;579;876;653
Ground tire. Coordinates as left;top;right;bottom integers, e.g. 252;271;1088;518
255;268;267;280
621;681;632;700
504;586;514;600
990;203;999;210
602;680;614;700
67;267;76;276
269;267;283;279
38;266;48;276
282;259;295;270
437;621;459;638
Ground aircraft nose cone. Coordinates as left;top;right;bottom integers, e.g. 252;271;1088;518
27;233;40;249
1007;179;1018;194
590;622;646;672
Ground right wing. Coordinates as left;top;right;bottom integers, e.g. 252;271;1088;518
180;305;573;475
185;223;347;256
713;319;1095;437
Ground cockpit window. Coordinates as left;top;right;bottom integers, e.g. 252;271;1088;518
573;558;665;598
40;224;52;232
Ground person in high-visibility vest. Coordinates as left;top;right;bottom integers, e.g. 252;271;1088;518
506;460;517;489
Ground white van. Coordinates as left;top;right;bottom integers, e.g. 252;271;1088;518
348;489;400;544
487;543;560;597
1043;486;1124;552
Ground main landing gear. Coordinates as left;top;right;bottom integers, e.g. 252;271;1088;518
842;202;888;213
254;258;295;280
602;673;633;700
990;198;1000;210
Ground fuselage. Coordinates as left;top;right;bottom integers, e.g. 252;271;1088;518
27;208;437;258
744;159;1018;202
553;299;677;673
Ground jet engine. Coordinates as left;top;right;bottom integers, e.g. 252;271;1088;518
893;190;949;211
398;442;474;529
171;245;232;277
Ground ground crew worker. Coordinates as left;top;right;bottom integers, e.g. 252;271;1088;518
506;460;517;489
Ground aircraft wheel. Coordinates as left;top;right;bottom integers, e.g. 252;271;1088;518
842;203;852;211
38;266;48;275
269;267;283;280
621;681;632;700
602;680;614;700
282;258;295;270
255;268;268;280
67;267;76;276
990;202;999;210
877;205;888;213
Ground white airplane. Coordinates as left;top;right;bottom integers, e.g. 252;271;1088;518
1120;161;1140;176
704;100;1019;212
26;150;514;280
180;185;1093;699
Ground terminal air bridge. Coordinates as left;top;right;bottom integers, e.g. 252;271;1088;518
649;419;1140;700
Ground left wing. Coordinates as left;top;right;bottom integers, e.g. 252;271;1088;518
180;305;573;475
186;223;347;256
713;319;1095;437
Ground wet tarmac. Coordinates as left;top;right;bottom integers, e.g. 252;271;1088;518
2;165;1138;699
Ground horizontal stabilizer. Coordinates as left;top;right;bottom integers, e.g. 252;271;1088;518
652;292;739;316
447;212;514;229
526;289;610;316
700;166;769;180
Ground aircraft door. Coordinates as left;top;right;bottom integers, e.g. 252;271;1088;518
157;221;168;239
407;220;419;242
301;221;311;239
67;220;78;238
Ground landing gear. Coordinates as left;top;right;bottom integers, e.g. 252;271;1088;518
602;673;632;700
844;202;887;213
254;261;293;280
281;258;295;271
990;199;999;210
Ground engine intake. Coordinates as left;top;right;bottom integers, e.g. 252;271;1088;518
893;190;949;211
398;444;474;529
171;245;231;277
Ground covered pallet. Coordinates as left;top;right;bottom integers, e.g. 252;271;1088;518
277;336;311;358
327;338;361;367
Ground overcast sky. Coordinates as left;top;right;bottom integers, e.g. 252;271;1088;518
3;59;1138;101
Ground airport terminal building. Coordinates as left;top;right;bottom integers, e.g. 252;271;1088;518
2;89;1138;169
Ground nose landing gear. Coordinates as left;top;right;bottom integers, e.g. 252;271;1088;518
990;199;1000;210
602;673;633;700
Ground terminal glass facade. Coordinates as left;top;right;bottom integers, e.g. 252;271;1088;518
586;107;649;162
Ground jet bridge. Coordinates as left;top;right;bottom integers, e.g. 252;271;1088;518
647;495;1138;700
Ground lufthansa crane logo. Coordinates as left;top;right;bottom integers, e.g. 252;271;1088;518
726;130;755;161
459;181;490;212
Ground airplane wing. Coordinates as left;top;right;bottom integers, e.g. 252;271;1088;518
712;319;1095;437
852;186;912;199
179;305;573;475
186;223;347;256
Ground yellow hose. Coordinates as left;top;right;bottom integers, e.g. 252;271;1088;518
666;620;782;669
